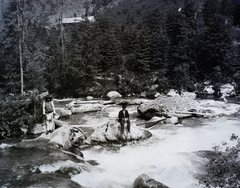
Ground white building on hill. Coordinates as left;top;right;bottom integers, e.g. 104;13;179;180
62;16;95;24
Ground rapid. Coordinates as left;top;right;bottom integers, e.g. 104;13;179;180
72;117;240;188
1;98;240;188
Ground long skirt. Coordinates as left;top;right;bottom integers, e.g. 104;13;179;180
45;112;55;131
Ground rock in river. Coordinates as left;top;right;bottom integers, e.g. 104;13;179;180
87;120;152;144
137;95;202;119
133;174;170;188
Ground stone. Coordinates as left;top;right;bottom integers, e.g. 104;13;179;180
106;91;122;99
167;89;180;97
56;108;72;117
138;95;201;119
87;120;152;144
56;166;81;176
116;98;151;105
12;173;84;188
220;83;236;97
67;100;100;108
37;124;86;151
137;116;166;128
86;96;94;100
70;104;103;114
203;85;214;95
71;127;87;146
166;116;179;124
133;174;170;188
154;92;162;98
39;126;72;149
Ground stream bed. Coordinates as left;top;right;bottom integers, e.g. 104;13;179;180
1;98;240;188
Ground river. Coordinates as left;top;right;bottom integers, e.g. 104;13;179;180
1;98;240;188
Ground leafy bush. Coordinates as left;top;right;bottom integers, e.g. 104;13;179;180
0;95;43;139
199;134;240;188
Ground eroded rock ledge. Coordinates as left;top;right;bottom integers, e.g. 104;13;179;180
137;95;202;120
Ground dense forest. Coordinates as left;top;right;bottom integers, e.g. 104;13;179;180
0;0;240;98
1;1;240;187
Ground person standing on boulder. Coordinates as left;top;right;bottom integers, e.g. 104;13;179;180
43;95;56;134
118;103;131;135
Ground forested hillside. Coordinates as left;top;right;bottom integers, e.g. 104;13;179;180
1;0;240;98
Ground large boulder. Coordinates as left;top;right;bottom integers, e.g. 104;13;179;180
87;120;152;144
203;85;215;95
106;91;122;99
38;126;72;149
138;95;201;119
4;139;85;188
37;124;86;152
10;173;84;188
133;174;169;188
220;83;236;97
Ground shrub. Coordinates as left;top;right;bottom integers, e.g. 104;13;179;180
199;134;240;188
0;95;43;139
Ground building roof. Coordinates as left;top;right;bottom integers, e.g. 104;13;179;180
62;16;95;24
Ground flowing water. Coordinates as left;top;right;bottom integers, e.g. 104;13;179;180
71;116;240;188
1;99;240;188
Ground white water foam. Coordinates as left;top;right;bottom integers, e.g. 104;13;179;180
199;99;240;116
71;99;240;188
39;160;77;173
0;143;15;149
38;159;94;175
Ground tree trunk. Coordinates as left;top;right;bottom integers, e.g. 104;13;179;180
60;1;65;65
19;38;24;95
18;0;24;95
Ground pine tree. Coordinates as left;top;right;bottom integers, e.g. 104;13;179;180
201;0;233;81
3;62;19;94
91;15;122;75
221;0;237;24
165;0;206;90
0;0;58;94
203;0;221;24
0;0;22;94
128;7;169;74
234;2;240;25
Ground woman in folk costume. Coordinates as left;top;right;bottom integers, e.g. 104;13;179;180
43;95;56;134
118;103;131;135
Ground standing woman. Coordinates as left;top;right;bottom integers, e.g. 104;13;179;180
43;95;56;134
